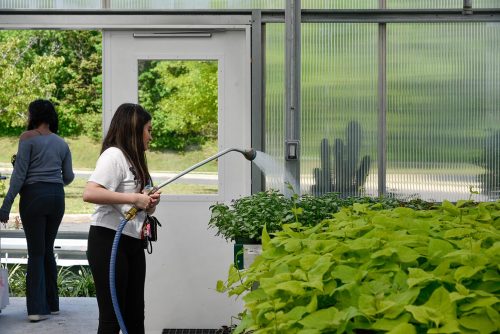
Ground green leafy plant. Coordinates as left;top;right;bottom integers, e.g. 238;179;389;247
6;263;95;297
6;262;26;296
218;200;500;334
208;190;434;243
60;266;96;297
209;189;292;243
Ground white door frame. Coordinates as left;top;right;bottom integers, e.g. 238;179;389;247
103;27;251;332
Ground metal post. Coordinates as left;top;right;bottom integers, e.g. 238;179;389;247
285;0;301;195
463;0;473;15
378;0;387;197
101;0;111;9
251;10;265;194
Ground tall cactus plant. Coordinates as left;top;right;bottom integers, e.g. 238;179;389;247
312;121;371;196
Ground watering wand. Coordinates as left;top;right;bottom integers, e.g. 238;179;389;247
112;147;257;334
124;147;257;220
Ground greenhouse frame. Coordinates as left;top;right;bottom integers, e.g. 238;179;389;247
0;0;499;333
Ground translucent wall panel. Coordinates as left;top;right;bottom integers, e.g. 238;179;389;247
263;24;286;192
0;0;100;8
264;23;378;196
388;0;500;9
387;23;500;202
110;0;377;10
301;23;378;196
1;0;497;10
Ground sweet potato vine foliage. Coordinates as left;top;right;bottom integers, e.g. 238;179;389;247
218;200;500;334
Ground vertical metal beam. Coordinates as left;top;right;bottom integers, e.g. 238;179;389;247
101;0;111;9
285;0;301;195
463;0;473;15
251;10;265;194
378;0;387;197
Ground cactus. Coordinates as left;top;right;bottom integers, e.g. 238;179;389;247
312;121;371;196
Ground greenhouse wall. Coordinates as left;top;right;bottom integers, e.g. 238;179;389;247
0;2;499;202
2;0;499;9
265;20;500;201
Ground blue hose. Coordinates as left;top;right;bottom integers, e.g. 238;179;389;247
109;218;129;334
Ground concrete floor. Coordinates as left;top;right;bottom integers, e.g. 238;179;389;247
0;297;98;333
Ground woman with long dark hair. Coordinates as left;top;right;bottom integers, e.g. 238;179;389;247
83;103;161;333
0;99;74;322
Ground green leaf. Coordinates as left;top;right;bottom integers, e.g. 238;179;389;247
407;268;436;287
459;296;499;312
372;313;413;331
299;254;321;271
216;280;226;292
442;200;460;216
405;287;459;332
454;265;484;282
428;238;455;260
387;322;417;334
284;238;302;253
285;306;307;322
395;246;420;263
274;280;305;295
299;307;342;330
305;294;318;313
261;224;271;250
444;228;476;239
459;313;498;334
233;313;253;334
348;237;378;250
331;265;358;284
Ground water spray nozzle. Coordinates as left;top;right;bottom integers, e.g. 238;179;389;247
122;147;255;221
242;148;257;161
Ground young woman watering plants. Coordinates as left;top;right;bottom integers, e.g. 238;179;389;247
83;103;161;334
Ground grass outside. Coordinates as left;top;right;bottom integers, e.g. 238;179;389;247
0;136;218;172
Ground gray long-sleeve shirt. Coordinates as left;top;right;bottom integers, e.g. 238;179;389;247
1;133;74;212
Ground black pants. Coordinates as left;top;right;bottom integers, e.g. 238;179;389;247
87;225;146;334
19;182;65;316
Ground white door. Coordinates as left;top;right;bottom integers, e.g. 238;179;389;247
103;28;251;332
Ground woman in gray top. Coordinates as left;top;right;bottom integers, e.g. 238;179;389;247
0;99;74;322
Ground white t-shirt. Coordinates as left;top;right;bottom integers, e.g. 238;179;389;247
88;147;146;239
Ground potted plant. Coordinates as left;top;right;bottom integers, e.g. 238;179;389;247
209;189;291;268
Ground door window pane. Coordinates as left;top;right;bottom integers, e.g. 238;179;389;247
138;59;219;195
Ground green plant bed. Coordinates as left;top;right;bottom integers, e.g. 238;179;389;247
4;263;95;297
218;200;500;334
208;189;434;243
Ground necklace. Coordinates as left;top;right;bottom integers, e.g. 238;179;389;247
35;129;43;135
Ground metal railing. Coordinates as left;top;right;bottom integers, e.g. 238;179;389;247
0;230;89;265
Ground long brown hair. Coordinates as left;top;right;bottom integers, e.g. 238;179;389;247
102;103;151;190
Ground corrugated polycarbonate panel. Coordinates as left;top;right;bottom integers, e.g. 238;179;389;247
264;23;378;196
109;0;377;9
388;0;500;9
0;0;100;8
0;0;497;10
387;23;500;202
263;24;286;193
301;23;378;197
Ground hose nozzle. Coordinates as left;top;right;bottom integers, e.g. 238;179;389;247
242;148;257;161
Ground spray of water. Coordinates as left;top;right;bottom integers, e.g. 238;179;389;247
252;151;299;195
